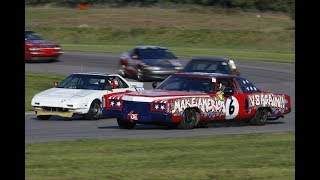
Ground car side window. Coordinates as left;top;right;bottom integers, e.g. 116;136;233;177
217;78;237;93
108;76;129;89
235;77;260;93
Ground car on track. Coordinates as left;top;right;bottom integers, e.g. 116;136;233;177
118;45;183;81
101;72;291;129
25;30;63;62
182;57;240;75
31;72;144;120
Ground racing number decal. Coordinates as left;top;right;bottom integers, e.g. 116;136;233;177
226;96;239;119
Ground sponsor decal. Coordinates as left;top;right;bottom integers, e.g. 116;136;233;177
248;93;288;115
169;96;239;119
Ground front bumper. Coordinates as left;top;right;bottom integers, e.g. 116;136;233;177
25;51;63;61
141;69;180;80
34;107;84;118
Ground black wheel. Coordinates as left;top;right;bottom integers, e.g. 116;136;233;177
250;108;268;126
84;100;101;120
118;64;127;78
37;115;51;120
136;68;144;82
178;109;200;129
117;118;136;129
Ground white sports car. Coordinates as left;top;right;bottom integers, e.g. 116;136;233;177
31;72;144;120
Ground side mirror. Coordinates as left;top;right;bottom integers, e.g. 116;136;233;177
223;87;234;96
54;82;59;87
152;81;158;89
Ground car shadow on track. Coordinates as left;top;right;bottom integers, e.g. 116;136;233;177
97;120;285;130
31;115;100;121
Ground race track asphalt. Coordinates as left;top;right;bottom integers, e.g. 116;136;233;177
25;51;295;143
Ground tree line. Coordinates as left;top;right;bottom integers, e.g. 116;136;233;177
26;0;295;17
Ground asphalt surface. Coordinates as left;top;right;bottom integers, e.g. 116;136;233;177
25;51;295;143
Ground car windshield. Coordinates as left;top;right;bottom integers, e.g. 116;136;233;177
156;75;215;93
184;60;231;74
25;31;43;40
137;48;177;59
56;74;110;90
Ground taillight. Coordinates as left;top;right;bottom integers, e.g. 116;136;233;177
151;102;167;112
108;98;122;109
102;96;105;108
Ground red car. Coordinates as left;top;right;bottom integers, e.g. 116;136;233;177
102;72;291;129
25;30;63;62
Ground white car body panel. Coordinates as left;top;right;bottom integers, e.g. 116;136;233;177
31;73;144;116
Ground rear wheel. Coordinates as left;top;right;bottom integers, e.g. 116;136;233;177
250;108;268;126
117;118;136;129
84;100;101;120
178;109;200;129
37;115;51;120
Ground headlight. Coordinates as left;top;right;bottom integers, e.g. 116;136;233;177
229;60;237;70
29;47;41;51
175;66;184;70
53;47;61;50
145;66;161;70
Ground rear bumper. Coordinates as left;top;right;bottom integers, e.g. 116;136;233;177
102;108;172;124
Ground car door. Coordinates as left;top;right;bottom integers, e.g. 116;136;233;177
210;77;242;120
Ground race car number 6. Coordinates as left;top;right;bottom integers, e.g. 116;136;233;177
226;96;239;119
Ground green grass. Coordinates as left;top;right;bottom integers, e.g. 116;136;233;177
26;132;295;180
25;6;295;63
25;73;65;111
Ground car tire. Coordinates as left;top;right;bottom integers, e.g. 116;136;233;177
118;64;127;78
117;118;136;129
178;109;199;129
250;108;268;126
84;100;101;120
136;68;144;82
37;115;51;120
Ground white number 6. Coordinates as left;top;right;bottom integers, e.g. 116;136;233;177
226;96;239;119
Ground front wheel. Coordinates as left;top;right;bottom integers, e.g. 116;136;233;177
250;108;268;126
84;100;101;120
118;64;127;78
178;109;200;129
136;68;144;82
117;118;136;129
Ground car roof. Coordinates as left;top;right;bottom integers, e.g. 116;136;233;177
134;45;167;50
189;57;231;62
73;72;112;76
174;72;236;78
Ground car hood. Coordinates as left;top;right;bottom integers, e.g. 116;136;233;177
33;88;98;100
121;89;210;102
141;59;182;68
25;39;59;47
